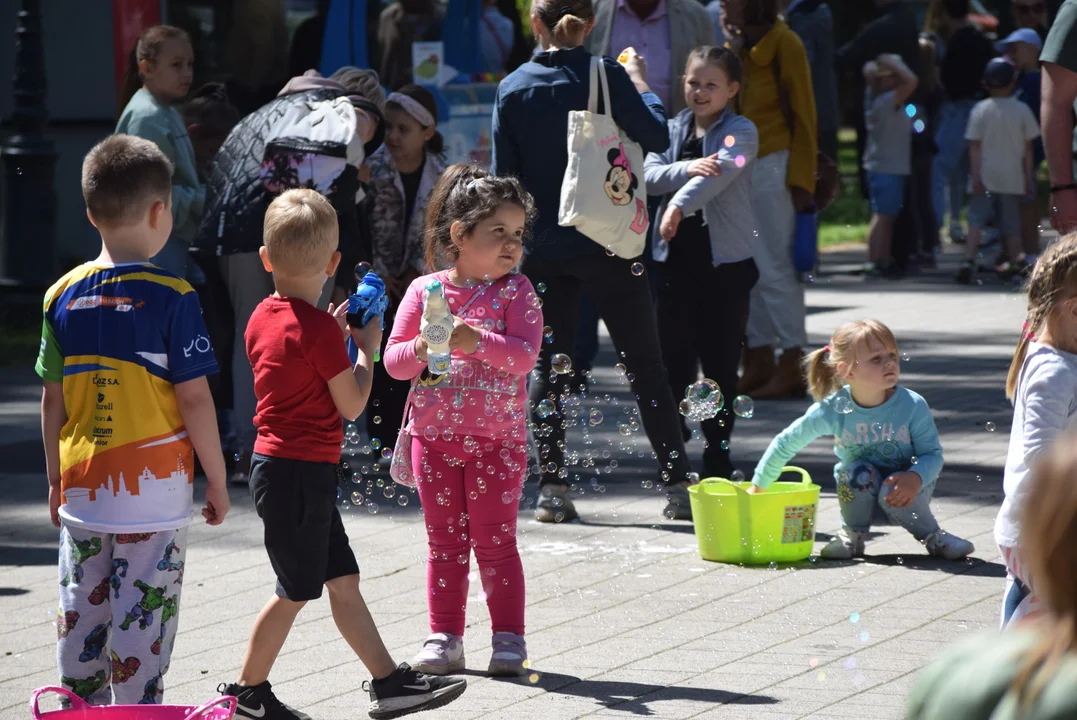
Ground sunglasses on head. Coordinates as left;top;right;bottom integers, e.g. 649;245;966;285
1015;2;1046;13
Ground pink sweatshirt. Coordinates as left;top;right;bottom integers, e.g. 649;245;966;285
384;271;543;441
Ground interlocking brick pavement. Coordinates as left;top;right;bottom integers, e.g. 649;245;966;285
0;245;1030;719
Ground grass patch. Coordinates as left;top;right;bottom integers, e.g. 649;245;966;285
819;128;869;249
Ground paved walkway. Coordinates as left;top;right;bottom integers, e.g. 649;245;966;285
0;246;1027;719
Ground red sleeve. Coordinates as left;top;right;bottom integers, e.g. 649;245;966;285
384;277;427;381
303;308;353;381
473;276;542;375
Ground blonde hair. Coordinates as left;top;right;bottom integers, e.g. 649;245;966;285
1007;234;1077;401
804;320;898;401
1011;431;1077;708
263;189;339;276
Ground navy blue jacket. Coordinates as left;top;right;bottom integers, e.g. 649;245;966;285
491;46;670;260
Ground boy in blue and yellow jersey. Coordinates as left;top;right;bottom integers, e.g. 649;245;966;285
37;135;230;705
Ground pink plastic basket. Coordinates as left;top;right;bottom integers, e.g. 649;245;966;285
30;687;236;720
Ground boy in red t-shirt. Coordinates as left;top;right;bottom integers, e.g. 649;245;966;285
220;189;467;720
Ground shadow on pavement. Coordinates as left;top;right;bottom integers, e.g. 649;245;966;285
0;544;56;567
495;671;778;713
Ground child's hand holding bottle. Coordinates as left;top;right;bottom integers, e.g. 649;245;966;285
449;316;483;354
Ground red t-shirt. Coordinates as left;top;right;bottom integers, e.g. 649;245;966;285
246;296;352;463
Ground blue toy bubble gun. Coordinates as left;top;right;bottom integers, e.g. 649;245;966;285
347;262;388;364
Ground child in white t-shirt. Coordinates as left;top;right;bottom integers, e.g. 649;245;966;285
957;57;1040;284
996;234;1077;628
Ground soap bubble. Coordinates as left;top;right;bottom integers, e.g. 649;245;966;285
679;379;723;421
537;282;547;293
524;309;539;324
735;155;745;168
849;612;860;623
732;395;754;418
551;353;572;374
424;425;438;441
383;486;396;499
724;134;735;148
985;421;996;432
588;409;604;426
370;437;382;451
366;502;379;514
535;399;556;419
381;447;393;460
630;262;645;276
731;469;746;482
720;440;730;450
833;395;855;414
502;491;514;504
351;491;364;504
397;495;409;506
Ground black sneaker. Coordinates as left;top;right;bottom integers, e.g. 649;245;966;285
365;663;467;719
955;262;975;284
219;681;310;720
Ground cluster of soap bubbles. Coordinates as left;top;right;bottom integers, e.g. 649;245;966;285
679;379;723;421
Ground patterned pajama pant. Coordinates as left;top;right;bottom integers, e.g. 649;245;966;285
57;525;187;705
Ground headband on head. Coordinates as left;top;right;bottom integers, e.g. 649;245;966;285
387;92;436;128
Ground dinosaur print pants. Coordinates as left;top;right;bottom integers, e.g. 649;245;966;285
57;525;187;705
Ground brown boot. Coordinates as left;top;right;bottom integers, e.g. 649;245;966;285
738;346;775;396
752;348;807;400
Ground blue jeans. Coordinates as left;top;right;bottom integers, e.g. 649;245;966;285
837;460;941;540
931;100;976;232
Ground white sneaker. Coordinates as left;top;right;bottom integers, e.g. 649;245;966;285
820;530;866;560
410;633;465;675
924;531;974;561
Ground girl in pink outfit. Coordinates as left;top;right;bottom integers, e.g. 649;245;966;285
384;164;541;677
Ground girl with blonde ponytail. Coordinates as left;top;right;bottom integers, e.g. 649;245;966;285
996;233;1077;628
748;319;974;562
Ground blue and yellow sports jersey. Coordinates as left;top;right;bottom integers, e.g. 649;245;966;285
36;262;218;532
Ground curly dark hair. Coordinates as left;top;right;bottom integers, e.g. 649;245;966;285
423;164;537;271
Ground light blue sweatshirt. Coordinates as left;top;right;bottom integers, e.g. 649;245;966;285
116;88;204;245
752;386;944;489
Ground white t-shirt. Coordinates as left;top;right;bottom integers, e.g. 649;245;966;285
995;343;1077;547
966;96;1040;196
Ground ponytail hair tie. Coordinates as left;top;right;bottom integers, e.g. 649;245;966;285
558;5;574;17
1023;321;1035;341
822;345;831;354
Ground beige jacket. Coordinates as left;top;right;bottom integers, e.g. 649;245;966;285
584;0;715;115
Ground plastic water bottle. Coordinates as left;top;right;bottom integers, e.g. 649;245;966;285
421;280;454;376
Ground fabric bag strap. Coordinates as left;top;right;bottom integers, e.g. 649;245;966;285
587;55;614;117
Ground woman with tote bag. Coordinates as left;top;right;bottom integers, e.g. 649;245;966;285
491;0;701;523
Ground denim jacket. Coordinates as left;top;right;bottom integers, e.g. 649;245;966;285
492;46;669;261
644;107;758;266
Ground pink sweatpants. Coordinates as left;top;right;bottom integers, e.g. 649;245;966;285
412;434;527;636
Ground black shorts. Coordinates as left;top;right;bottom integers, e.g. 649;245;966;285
249;453;359;601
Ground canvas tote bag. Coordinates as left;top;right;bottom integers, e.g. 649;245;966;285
558;55;650;258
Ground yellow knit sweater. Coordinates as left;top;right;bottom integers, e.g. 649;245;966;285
739;20;818;194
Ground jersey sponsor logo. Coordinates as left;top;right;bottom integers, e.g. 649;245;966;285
182;335;212;358
65;296;144;311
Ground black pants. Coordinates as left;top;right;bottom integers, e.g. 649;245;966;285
656;254;758;479
367;304;410;444
910;148;938;255
524;252;694;488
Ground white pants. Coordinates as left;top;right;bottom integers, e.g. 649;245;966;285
58;525;187;704
746;150;807;350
